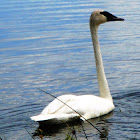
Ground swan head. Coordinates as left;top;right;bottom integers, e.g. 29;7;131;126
90;10;124;26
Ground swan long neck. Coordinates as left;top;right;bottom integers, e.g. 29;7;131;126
90;22;113;102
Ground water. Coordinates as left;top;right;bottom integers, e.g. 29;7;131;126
0;0;140;139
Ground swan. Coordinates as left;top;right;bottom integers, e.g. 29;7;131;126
31;10;124;122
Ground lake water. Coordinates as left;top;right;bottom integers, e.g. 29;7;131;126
0;0;140;139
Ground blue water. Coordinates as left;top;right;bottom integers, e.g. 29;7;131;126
0;0;140;139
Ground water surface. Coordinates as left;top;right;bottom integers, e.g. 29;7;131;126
0;0;140;139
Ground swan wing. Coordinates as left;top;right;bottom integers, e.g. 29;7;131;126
41;94;76;114
30;94;78;121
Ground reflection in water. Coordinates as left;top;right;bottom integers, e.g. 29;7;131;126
33;112;113;139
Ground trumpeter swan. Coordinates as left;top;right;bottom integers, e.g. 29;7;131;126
31;10;124;122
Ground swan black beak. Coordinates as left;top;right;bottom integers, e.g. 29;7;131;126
109;16;124;21
100;11;124;21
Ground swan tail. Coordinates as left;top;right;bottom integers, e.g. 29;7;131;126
30;115;54;122
30;114;80;122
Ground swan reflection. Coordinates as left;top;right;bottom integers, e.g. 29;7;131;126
32;112;113;139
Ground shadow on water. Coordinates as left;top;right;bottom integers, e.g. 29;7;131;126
32;112;113;139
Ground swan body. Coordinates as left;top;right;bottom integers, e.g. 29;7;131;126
31;10;124;122
31;94;114;121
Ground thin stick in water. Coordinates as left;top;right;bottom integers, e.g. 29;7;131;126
37;88;108;140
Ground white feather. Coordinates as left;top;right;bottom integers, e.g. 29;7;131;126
31;94;114;121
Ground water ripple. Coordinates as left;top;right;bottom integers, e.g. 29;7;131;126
0;0;140;139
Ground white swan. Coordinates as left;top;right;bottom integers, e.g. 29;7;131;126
31;10;124;122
